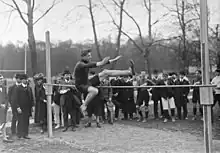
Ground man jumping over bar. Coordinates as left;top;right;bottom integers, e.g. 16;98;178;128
74;49;135;115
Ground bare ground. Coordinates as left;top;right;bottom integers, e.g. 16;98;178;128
0;103;220;153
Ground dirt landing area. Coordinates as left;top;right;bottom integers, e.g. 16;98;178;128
0;123;220;153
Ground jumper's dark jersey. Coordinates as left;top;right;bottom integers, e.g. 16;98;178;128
74;60;97;93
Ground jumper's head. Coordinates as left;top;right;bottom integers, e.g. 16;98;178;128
81;49;92;62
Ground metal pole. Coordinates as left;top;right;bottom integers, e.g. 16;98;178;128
200;0;212;152
24;45;27;74
0;70;25;72
45;31;53;138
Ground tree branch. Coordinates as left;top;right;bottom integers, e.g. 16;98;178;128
32;0;35;11
65;5;89;19
143;0;149;11
100;0;144;54
185;17;199;25
152;12;169;26
33;0;61;25
111;0;144;47
12;0;28;25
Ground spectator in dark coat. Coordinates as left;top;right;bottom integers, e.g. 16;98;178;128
34;73;47;134
14;74;34;139
160;73;176;123
192;70;203;120
174;71;190;120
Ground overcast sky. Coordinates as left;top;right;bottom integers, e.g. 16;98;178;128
0;0;219;45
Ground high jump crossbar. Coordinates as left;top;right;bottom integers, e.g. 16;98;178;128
0;70;26;72
44;83;216;88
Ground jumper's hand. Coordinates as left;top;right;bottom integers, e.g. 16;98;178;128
101;57;111;65
109;55;122;63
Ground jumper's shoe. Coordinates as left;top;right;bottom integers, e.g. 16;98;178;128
172;117;176;122
80;104;87;117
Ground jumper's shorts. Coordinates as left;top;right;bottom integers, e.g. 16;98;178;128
76;75;101;94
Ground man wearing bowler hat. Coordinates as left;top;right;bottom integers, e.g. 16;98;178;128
15;74;34;139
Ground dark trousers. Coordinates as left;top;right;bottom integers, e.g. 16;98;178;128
137;90;149;106
34;101;40;123
153;98;163;118
137;90;149;119
75;108;81;125
62;105;76;128
124;112;133;119
211;94;220;122
17;110;30;137
112;99;120;119
11;108;17;135
177;103;188;119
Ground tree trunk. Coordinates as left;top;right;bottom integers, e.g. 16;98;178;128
28;26;37;75
112;0;125;69
147;0;152;78
89;0;102;60
27;0;37;75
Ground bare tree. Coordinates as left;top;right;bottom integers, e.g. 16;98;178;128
89;0;102;60
102;0;171;77
0;0;61;75
163;0;200;72
111;0;126;69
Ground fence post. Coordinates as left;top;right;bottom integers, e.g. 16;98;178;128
45;31;53;138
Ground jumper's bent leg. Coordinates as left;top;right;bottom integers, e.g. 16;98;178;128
98;59;135;82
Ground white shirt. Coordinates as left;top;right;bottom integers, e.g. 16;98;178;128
211;76;220;94
16;82;21;86
22;83;27;88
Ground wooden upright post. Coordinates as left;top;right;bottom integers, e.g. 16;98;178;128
200;0;213;152
45;31;53;137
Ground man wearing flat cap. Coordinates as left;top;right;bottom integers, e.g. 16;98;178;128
14;74;34;139
59;70;79;132
8;73;22;139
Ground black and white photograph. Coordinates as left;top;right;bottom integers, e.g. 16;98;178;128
0;0;219;152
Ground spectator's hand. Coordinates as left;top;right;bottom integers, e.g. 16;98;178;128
17;107;22;114
113;93;118;96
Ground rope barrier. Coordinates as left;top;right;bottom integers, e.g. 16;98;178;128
44;83;216;88
0;70;25;72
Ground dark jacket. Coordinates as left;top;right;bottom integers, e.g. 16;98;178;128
14;85;34;115
174;78;190;107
